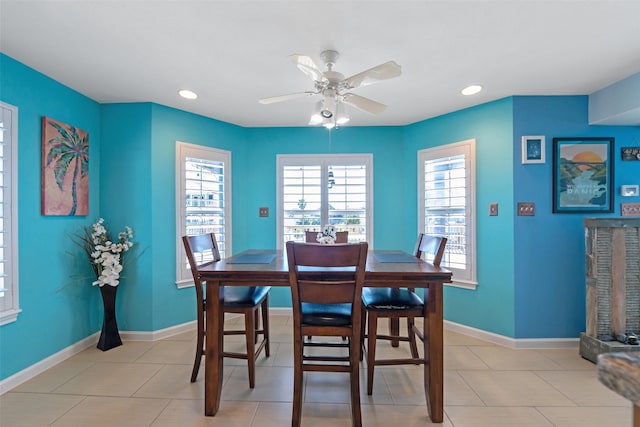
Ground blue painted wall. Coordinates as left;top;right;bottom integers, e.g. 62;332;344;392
100;103;153;331
2;54;639;382
404;98;517;337
242;126;405;306
0;55;102;379
512;96;640;338
100;103;251;331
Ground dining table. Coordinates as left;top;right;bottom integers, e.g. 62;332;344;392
194;248;452;423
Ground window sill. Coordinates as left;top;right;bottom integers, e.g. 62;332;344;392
445;280;477;290
176;279;194;289
0;308;21;326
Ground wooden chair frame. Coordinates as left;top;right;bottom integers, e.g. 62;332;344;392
362;233;447;395
182;233;270;387
287;241;368;427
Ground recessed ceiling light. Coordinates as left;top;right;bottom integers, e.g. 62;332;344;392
461;85;483;96
178;89;198;99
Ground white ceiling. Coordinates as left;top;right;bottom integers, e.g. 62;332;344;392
1;1;639;128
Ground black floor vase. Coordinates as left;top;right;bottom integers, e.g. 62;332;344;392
97;285;123;351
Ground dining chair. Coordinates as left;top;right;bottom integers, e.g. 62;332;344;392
361;233;447;395
182;233;271;387
286;241;368;427
303;230;350;342
304;230;348;243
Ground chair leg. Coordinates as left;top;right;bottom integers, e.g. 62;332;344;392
360;307;367;361
190;332;204;383
190;304;205;383
389;318;400;347
245;309;257;388
366;311;378;395
349;338;362;427
407;316;419;359
261;297;270;357
254;306;260;344
291;335;303;427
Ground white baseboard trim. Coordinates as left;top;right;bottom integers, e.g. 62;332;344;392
0;332;99;395
267;307;293;316
119;308;295;341
0;310;295;394
121;321;197;341
444;320;579;349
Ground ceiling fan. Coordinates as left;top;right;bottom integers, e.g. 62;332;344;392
259;50;401;127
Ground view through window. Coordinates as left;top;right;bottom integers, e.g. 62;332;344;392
278;154;372;248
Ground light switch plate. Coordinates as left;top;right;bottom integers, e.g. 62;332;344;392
517;202;535;216
621;203;640;216
489;203;498;216
259;207;269;217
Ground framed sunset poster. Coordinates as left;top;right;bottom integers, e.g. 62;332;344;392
41;117;89;216
552;137;614;213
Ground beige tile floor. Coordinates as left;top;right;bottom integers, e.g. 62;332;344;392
1;314;632;426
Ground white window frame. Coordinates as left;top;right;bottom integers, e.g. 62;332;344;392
277;154;373;249
175;141;231;288
418;139;477;290
0;101;20;325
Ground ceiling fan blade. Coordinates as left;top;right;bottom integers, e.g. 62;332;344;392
342;93;387;115
342;61;401;89
258;91;316;104
289;54;327;83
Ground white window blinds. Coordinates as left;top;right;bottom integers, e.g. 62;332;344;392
419;140;476;287
176;142;230;286
278;154;372;248
0;102;19;324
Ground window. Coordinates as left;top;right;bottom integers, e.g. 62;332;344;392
277;154;372;248
418;139;477;289
176;142;231;287
0;102;19;325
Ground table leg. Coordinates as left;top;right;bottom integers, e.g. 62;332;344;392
424;281;443;423
204;279;224;416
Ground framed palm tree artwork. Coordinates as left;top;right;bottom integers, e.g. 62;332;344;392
41;117;89;216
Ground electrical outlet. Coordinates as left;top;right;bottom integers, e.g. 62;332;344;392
489;203;498;216
621;203;640;216
259;207;269;217
517;202;535;216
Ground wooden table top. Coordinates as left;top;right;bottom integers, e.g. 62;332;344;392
195;249;452;286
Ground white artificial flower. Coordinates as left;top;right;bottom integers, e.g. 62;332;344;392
80;218;135;287
316;224;337;244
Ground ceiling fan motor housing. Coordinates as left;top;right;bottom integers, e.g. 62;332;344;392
320;50;340;70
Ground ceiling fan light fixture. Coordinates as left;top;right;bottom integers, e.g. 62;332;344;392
323;120;335;130
309;113;323;125
321;90;336;118
461;84;483;96
309;101;325;125
335;101;350;125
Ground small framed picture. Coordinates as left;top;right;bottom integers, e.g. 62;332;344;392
621;147;640;161
522;136;545;164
